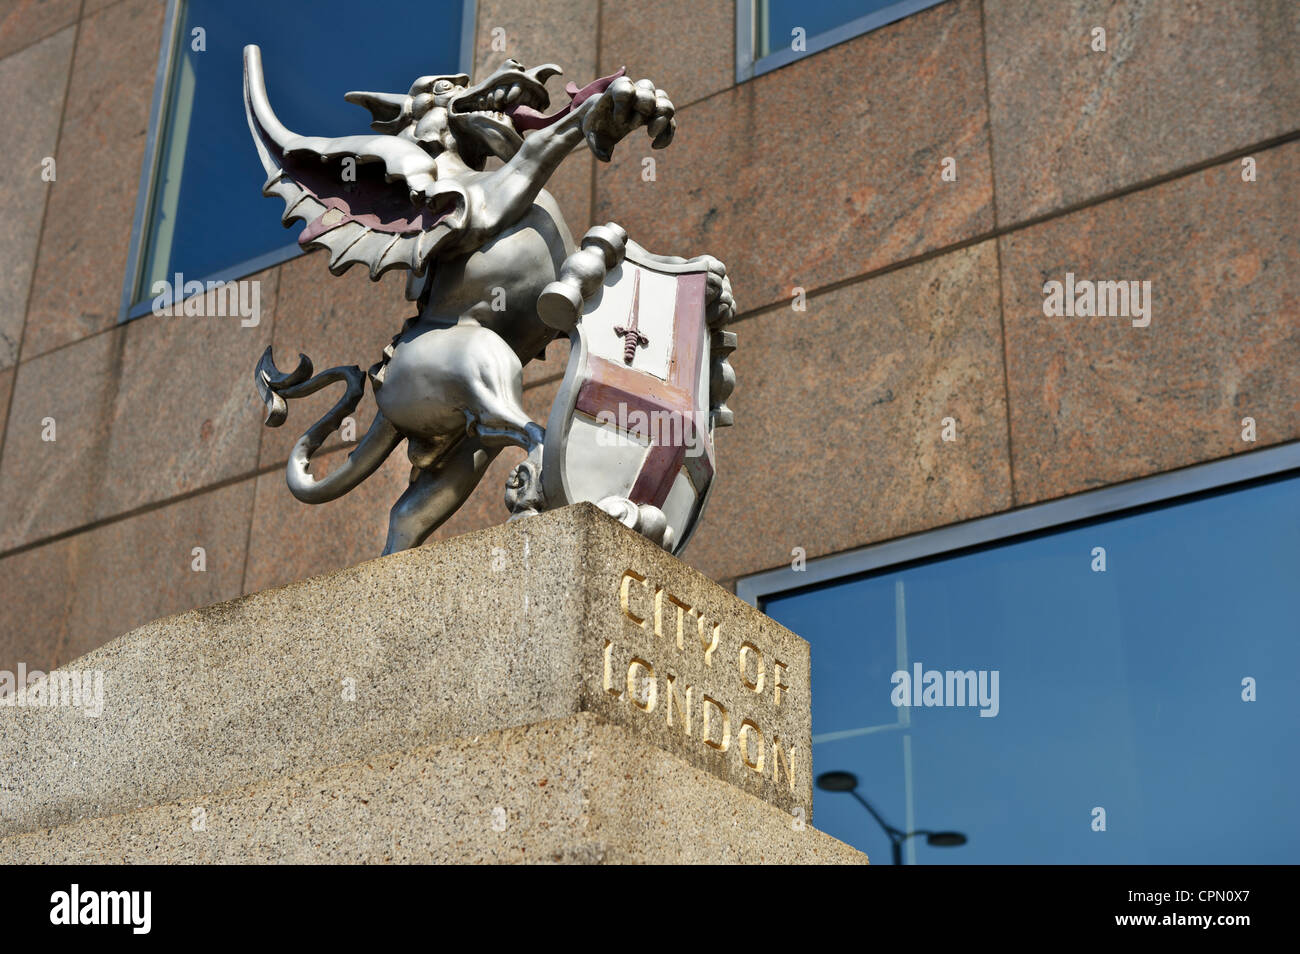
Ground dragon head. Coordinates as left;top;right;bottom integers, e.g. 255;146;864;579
347;59;562;169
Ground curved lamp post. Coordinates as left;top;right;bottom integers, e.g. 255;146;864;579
816;770;967;865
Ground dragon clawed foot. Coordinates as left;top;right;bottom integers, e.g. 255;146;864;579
505;441;547;519
582;75;675;161
596;497;675;552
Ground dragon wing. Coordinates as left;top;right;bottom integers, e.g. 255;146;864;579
243;44;465;297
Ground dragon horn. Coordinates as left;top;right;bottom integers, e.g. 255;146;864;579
344;90;412;134
527;63;563;84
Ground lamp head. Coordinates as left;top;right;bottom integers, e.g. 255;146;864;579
925;831;967;847
816;771;859;792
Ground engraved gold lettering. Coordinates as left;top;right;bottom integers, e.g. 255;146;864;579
665;672;692;736
666;593;691;649
772;735;797;792
626;657;657;711
603;640;621;698
620;570;649;627
773;660;789;706
701;695;731;751
608;567;800;796
698;616;720;666
738;719;764;773
738;641;765;693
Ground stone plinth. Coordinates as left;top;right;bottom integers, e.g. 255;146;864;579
0;714;864;864
0;504;864;864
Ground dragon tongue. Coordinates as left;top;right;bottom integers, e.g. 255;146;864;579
507;66;626;131
504;102;555;129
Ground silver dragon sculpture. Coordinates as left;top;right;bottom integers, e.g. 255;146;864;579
245;46;735;554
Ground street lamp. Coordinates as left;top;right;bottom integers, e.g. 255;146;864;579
816;770;967;865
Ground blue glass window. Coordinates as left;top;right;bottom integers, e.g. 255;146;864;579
129;0;467;314
763;473;1300;863
753;0;947;61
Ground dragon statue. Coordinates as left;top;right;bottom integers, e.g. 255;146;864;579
244;45;735;555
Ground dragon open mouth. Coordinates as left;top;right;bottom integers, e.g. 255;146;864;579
452;67;628;132
452;75;550;124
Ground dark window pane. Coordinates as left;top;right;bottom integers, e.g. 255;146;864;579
759;0;912;56
135;0;464;305
765;474;1300;863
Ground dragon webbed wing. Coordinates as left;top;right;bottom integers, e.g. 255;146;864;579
243;44;464;296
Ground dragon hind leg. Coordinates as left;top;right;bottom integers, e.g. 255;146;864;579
459;340;545;452
383;436;499;554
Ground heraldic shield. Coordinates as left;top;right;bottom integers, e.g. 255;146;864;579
515;224;737;556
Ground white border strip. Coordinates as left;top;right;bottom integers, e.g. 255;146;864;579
737;442;1300;606
735;0;949;84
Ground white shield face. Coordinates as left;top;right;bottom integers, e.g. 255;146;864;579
543;249;715;554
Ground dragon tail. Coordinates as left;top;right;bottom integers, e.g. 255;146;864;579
255;347;401;504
